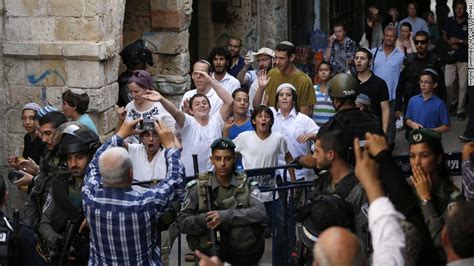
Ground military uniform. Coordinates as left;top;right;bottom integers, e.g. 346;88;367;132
178;172;266;265
38;174;89;264
23;151;69;230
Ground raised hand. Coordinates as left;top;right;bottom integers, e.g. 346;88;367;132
410;166;432;201
142;90;163;102
363;133;389;157
154;120;175;149
117;118;142;139
257;69;271;89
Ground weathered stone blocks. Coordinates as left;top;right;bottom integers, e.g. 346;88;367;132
47;0;85;17
84;83;118;112
5;0;47;17
143;31;189;54
149;52;190;76
55;17;102;42
66;60;105;88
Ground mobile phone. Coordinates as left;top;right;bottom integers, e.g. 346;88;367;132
8;171;24;183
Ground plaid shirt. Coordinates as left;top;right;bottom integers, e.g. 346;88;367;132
329;37;358;74
82;135;185;265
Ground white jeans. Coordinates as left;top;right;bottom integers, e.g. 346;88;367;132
444;62;468;114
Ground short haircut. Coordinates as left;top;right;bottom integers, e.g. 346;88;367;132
275;43;296;57
232;88;249;99
0;175;6;206
400;22;412;32
332;22;345;31
99;147;132;184
318;61;333;73
62;89;90;114
189;93;211;110
445;201;474;258
454;0;467;10
39;111;68;128
384;25;398;37
208;47;232;71
251;105;274;132
228;36;242;46
317;130;349;160
415;31;430;40
420;69;439;83
195;60;212;74
355;47;373;60
408;1;418;11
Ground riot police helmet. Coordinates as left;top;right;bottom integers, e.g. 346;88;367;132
58;123;100;156
327;73;359;99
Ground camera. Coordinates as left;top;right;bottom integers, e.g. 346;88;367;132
138;119;156;131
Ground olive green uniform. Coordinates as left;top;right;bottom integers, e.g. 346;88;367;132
178;172;266;262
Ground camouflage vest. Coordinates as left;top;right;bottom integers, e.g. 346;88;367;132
187;172;262;253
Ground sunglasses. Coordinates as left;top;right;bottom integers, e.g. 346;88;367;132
414;40;428;45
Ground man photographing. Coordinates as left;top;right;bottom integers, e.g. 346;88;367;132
82;119;185;265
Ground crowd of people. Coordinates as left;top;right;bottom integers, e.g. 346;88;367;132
1;0;473;265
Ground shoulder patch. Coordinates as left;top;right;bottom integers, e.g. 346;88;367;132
186;179;197;188
250;188;263;203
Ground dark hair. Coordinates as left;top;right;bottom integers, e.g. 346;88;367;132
275;43;296;57
0;175;6;206
355;47;373;60
227;36;242;47
274;87;299;113
189;93;211;111
208;47;232;71
420;69;439;83
232;88;248;99
62;89;90;114
400;21;412;32
39;111;68;128
453;0;467;11
445;201;474;258
408;2;418;11
332;22;345;31
318;61;333;73
317;130;350;160
251;105;274;132
414;31;430;40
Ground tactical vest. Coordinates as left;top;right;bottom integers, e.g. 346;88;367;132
187;172;264;255
0;216;12;265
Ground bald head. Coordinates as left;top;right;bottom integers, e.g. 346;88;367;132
313;227;363;266
98;147;132;187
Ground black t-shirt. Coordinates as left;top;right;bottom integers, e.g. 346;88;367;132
23;134;46;164
443;16;468;62
358;73;389;118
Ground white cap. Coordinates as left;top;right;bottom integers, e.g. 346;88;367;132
252;47;275;58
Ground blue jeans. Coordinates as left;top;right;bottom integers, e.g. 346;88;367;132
264;199;286;265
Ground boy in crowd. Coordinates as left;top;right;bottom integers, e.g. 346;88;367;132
62;89;98;135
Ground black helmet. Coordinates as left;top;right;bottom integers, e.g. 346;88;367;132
328;73;359;99
297;194;353;248
58;123;100;156
120;39;154;67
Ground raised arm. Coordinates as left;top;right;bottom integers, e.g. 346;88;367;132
142;90;186;128
253;69;270;109
195;70;233;120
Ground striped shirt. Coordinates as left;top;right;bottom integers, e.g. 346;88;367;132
82;135;185;265
462;160;474;202
312;84;335;126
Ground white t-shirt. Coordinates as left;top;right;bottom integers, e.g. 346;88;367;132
179;113;225;177
212;72;240;95
249;80;265;113
124;101;176;143
271;107;319;180
234;131;288;202
128;144;167;182
179;88;223;117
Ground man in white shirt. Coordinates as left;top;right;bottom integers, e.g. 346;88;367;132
208;47;240;94
180;60;224;116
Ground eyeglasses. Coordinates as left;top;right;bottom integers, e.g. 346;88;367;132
414;40;428;45
418;80;433;85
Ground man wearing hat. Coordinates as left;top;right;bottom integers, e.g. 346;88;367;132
253;41;316;116
178;137;266;265
118;39;154;107
235;47;272;90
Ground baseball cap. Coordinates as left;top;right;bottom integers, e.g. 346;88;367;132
252;47;275;58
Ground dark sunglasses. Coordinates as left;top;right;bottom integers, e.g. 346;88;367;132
414;40;428;45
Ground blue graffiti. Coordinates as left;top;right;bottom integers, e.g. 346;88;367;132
27;69;66;105
27;70;51;85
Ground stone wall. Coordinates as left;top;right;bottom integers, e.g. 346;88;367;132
0;0;126;169
123;0;192;104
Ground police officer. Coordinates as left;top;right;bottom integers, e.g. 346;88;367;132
38;123;100;265
178;137;266;265
22;111;69;230
118;39;154;107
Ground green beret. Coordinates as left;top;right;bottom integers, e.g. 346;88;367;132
210;137;236;150
408;129;442;145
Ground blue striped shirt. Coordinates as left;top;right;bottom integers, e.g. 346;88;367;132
82;135;185;265
312;84;335;126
